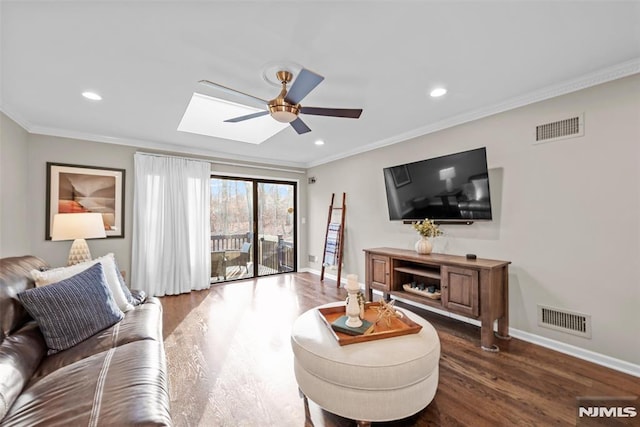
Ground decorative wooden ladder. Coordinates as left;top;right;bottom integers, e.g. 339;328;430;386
321;193;346;287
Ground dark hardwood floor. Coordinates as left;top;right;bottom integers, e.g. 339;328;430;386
161;273;639;427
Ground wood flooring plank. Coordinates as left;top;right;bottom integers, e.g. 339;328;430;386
160;272;639;427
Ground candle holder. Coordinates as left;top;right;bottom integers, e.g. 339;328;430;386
345;274;363;328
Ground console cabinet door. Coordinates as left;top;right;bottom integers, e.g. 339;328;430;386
441;266;479;318
368;254;390;291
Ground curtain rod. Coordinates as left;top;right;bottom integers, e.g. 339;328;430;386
135;151;306;175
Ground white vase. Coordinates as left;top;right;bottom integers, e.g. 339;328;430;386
415;236;432;255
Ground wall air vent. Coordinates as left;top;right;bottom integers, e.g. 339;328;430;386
535;114;584;144
537;305;591;338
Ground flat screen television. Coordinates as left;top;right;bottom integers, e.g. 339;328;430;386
383;147;493;222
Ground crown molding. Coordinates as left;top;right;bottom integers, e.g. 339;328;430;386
305;58;640;168
4;58;638;171
1;114;308;170
0;105;34;133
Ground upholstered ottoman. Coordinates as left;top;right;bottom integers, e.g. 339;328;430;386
291;302;440;425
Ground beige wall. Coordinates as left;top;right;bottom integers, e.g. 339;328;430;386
0;113;31;256
1;122;307;280
2;74;638;367
306;74;640;365
27;134;138;273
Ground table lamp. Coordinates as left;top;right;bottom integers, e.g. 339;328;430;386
439;167;457;192
51;213;107;265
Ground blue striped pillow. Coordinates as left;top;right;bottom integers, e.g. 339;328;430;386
17;262;124;354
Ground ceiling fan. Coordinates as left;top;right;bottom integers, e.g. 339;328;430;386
198;68;362;135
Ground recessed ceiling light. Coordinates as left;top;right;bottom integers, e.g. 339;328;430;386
430;88;447;98
314;140;325;146
82;91;102;101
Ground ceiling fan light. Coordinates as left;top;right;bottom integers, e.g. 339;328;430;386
268;102;300;123
271;110;298;123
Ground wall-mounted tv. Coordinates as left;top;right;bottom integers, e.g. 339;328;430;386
383;147;493;222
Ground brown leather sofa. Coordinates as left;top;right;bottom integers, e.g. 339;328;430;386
0;256;172;426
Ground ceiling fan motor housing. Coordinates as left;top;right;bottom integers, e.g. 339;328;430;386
269;70;299;123
276;70;293;84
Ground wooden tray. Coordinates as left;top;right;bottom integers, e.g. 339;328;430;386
317;302;422;346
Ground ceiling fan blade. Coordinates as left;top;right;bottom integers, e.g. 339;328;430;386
290;117;311;134
198;79;267;109
284;69;324;105
224;111;270;123
300;106;362;119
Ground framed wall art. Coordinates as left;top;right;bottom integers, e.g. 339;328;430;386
46;162;125;239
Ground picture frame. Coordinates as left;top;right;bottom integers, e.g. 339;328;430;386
391;165;411;188
46;162;125;239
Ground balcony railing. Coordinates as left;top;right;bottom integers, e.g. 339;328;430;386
211;233;250;251
210;233;295;277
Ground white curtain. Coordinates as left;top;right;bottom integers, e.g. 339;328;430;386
131;153;211;296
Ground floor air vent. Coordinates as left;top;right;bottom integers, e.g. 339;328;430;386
535;114;583;144
537;305;591;338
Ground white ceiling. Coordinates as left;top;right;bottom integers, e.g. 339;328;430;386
1;1;639;169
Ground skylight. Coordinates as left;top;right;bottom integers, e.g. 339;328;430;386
177;93;288;144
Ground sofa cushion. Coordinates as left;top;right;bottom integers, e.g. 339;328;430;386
17;263;124;354
0;322;46;420
0;256;49;343
1;340;172;427
30;253;134;312
32;297;163;381
0;256;49;422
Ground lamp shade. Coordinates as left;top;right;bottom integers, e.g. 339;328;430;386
438;167;456;181
51;213;107;241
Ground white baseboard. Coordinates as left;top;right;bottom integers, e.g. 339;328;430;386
301;269;639;378
508;329;640;378
301;268;347;286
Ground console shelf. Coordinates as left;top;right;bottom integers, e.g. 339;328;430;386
393;266;440;280
364;247;511;352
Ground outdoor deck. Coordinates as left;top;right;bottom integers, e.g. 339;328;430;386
211;263;279;283
210;233;294;283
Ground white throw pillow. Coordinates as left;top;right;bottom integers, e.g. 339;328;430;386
31;253;134;312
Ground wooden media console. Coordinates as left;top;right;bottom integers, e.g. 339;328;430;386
364;247;511;351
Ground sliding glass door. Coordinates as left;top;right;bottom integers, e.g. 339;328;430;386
257;181;296;277
210;177;254;282
210;176;296;282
